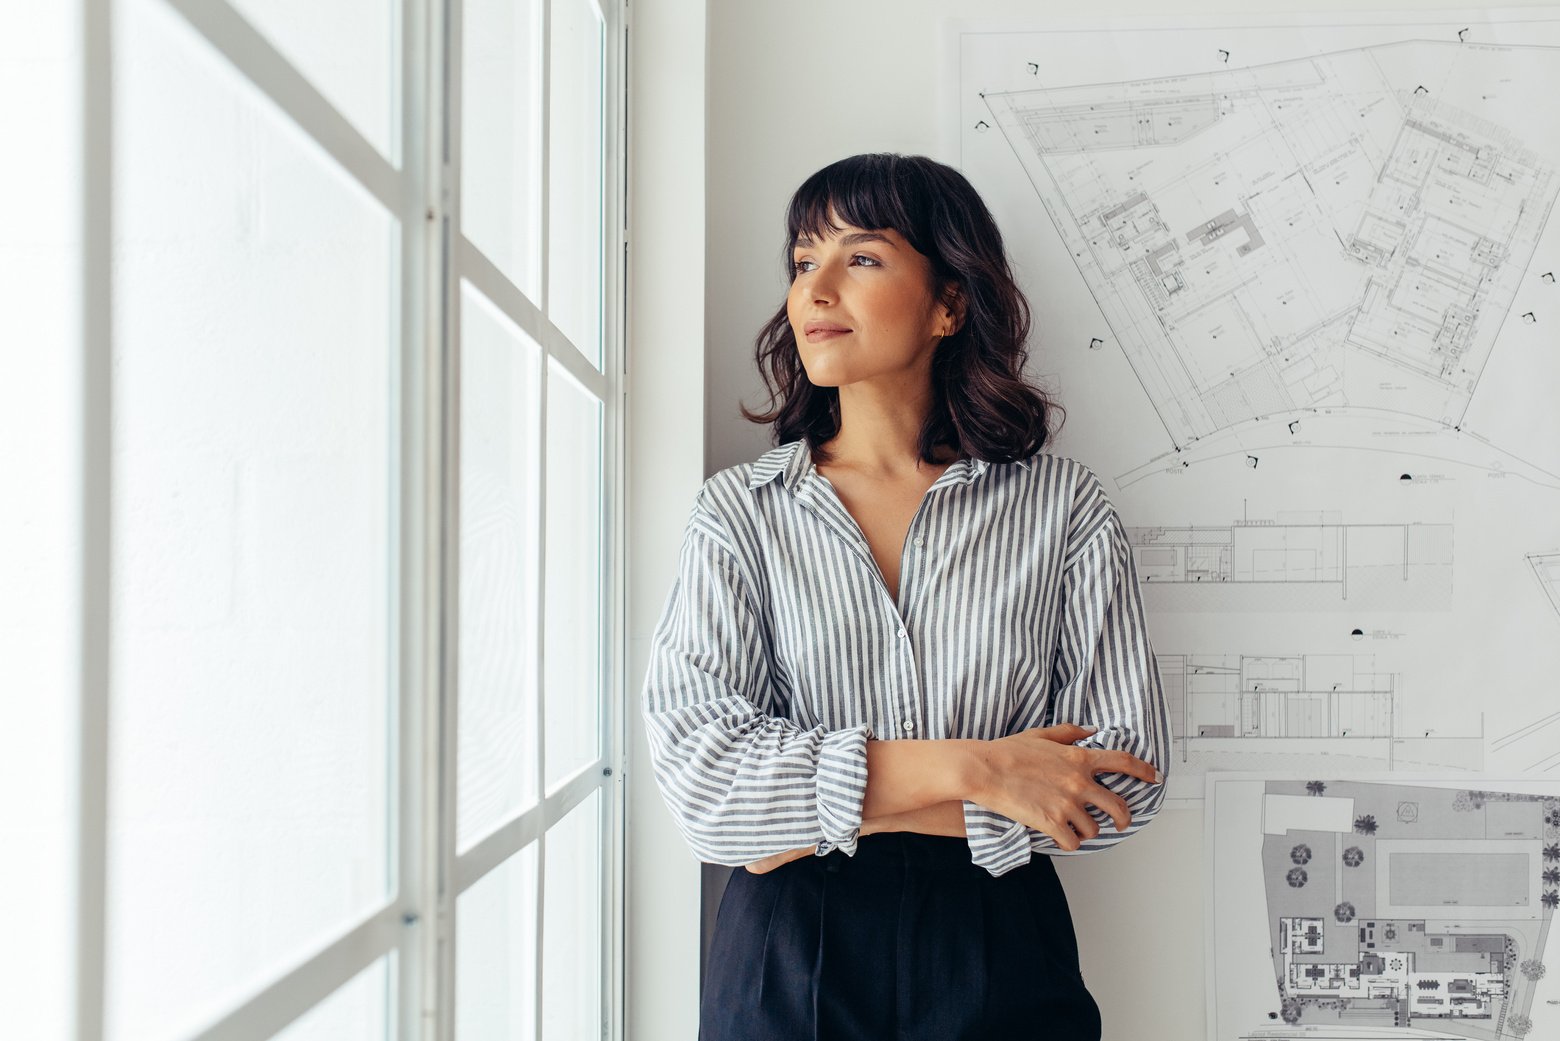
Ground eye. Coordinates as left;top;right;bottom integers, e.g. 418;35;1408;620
790;254;879;276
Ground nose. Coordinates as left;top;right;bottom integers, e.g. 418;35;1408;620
806;264;838;306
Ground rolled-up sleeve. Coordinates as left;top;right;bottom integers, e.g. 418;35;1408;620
963;467;1171;876
641;488;871;866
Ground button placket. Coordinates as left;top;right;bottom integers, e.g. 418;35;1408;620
897;514;933;740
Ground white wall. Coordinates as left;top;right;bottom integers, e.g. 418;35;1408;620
697;2;1551;1039
626;1;706;1039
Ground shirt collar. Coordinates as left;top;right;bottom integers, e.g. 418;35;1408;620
746;438;1030;494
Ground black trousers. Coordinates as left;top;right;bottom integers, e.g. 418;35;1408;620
700;833;1103;1040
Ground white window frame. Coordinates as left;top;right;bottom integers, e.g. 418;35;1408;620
71;0;629;1037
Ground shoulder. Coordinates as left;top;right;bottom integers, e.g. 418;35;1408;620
695;437;795;498
1023;454;1121;558
695;459;762;520
682;450;780;554
1022;452;1108;507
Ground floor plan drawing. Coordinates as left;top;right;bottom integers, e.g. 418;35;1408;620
1210;777;1559;1040
980;41;1560;478
1159;654;1484;801
1130;512;1453;611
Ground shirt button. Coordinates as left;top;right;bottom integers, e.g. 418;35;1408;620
902;720;916;732
912;535;924;547
897;628;907;638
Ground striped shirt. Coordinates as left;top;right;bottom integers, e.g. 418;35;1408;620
640;438;1170;877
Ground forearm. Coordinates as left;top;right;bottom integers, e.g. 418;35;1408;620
860;738;986;819
750;743;978;870
645;698;874;863
861;800;967;838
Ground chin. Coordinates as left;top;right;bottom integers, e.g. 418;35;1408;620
800;368;845;388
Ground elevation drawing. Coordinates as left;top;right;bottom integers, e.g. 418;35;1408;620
1129;512;1452;611
1158;654;1482;802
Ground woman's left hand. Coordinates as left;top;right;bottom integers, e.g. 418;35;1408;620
744;844;818;874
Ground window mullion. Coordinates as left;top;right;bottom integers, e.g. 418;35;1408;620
402;0;453;1038
77;0;114;1037
534;2;555;1037
602;6;627;1038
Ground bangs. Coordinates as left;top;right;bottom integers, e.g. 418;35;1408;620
785;155;927;256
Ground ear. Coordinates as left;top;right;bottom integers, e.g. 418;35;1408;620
938;283;967;337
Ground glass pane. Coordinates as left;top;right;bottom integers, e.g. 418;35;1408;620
542;790;602;1039
272;954;392;1041
543;364;602;791
107;3;396;1038
0;3;79;1035
547;0;604;369
462;0;542;300
458;282;542;851
455;843;539;1040
227;0;399;162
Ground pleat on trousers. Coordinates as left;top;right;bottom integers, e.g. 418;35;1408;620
699;832;1103;1041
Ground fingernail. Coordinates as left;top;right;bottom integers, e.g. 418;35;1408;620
1080;725;1099;734
1153;768;1164;784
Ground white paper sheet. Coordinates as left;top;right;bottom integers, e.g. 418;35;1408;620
947;10;1560;804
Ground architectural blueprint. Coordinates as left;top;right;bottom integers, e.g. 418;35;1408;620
986;69;1554;484
950;11;1560;804
1158;653;1483;801
1209;775;1560;1040
1130;511;1453;612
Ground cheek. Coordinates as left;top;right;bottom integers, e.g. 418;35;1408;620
862;282;927;332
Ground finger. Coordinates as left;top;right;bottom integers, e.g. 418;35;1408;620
1089;749;1163;786
1087;785;1133;832
1033;723;1098;744
1063;805;1101;842
1039;814;1081;852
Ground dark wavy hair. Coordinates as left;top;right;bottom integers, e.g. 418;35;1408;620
740;152;1062;466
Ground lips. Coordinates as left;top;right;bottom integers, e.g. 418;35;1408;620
804;320;851;342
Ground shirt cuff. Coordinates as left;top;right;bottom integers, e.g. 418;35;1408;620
815;724;871;856
963;802;1039;876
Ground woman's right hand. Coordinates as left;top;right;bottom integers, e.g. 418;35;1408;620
966;723;1162;851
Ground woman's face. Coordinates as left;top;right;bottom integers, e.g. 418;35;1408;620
786;213;957;391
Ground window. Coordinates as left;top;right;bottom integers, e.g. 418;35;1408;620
0;0;626;1037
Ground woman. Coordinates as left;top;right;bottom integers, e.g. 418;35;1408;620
641;153;1170;1040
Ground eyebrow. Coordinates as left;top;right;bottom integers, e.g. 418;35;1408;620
793;231;896;250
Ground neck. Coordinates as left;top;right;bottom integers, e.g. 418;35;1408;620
813;420;959;480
